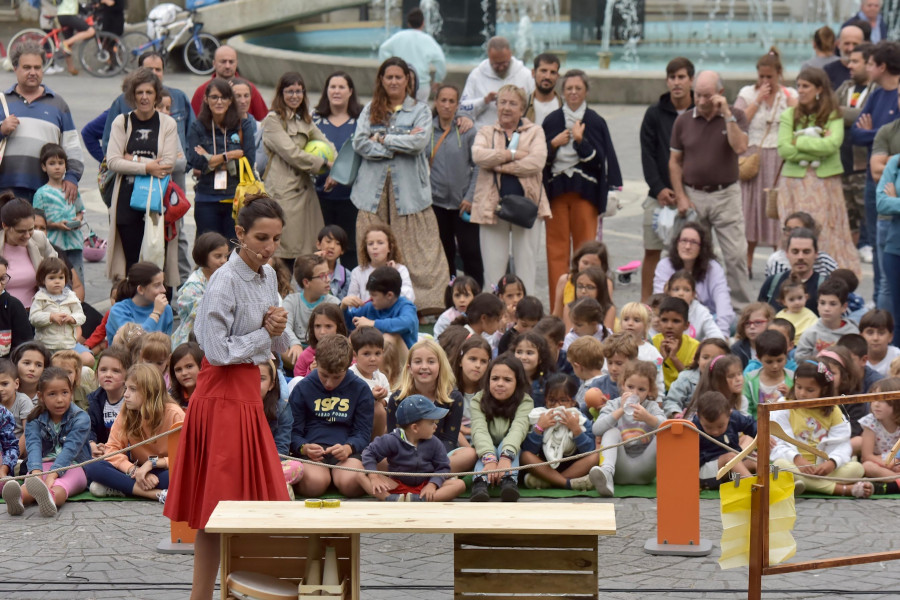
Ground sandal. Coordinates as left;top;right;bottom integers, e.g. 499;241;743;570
849;481;873;499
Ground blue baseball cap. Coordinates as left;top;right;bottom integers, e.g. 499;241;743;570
395;394;449;426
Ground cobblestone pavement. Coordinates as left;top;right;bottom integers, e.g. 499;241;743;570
2;496;899;599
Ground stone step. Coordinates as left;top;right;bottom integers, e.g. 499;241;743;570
645;0;791;20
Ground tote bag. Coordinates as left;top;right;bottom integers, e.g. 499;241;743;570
139;183;166;269
232;156;266;220
130;174;169;214
329;137;361;186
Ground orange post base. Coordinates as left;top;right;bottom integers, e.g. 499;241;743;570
644;419;712;556
157;422;195;554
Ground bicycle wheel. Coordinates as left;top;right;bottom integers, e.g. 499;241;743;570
8;28;53;67
182;32;219;75
120;31;152;73
79;31;125;77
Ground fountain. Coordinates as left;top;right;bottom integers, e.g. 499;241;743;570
233;0;889;103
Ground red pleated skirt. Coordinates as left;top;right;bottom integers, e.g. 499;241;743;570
163;359;289;530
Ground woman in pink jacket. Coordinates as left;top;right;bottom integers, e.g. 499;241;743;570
471;84;551;294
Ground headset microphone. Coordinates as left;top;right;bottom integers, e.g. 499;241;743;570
231;239;263;261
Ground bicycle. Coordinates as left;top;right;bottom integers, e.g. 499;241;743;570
120;10;219;76
7;5;124;77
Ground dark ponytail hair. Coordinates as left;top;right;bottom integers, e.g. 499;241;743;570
116;261;163;300
236;194;285;232
450;293;504;326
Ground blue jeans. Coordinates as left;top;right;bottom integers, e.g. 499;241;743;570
63;249;84;284
83;459;169;496
865;172;882;303
194;199;236;243
474;445;520;480
882;251;900;343
876;218;893;310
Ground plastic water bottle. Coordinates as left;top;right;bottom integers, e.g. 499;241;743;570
623;395;638;416
509;131;520;151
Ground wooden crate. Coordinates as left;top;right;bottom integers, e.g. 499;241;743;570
219;534;360;600
454;533;599;600
298;578;348;599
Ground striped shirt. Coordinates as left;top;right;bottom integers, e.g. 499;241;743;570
195;251;289;366
0;84;84;193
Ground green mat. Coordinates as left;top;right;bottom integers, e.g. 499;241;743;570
4;483;898;504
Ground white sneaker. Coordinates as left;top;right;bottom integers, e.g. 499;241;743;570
157;489;168;504
523;473;552;489
25;476;58;517
859;245;874;264
44;64;65;75
588;466;615;497
568;474;595;491
2;480;24;516
89;481;126;498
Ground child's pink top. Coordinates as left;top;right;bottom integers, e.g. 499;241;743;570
294;346;317;377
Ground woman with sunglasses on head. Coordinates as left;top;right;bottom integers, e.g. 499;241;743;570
186;79;256;243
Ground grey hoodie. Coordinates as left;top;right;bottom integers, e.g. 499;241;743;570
459;57;536;130
795;319;860;361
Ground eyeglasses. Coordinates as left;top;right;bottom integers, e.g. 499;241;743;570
746;319;768;328
207;95;230;103
314;272;332;282
575;284;597;292
677;238;701;247
0;274;10;284
284;89;305;97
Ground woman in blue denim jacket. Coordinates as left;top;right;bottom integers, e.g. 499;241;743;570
875;153;900;344
186;79;256;243
351;57;449;312
3;368;90;517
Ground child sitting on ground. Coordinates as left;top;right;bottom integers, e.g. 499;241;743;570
796;278;859;360
168;342;203;408
51;349;92;411
590;360;665;497
0;402;17;485
32;143;85;281
663;338;729;418
731;302;775;368
533;316;574;376
106;262;173;345
618;302;664;378
742;330;793;419
284;254;341;369
512;331;555;408
664;270;724;340
0;359;31;437
316;225;352;299
172;232;229;348
13;342;50;402
766;319;799;371
652;296;699;392
136;332;172;382
859;309;900;378
837;333;883;393
775;276;817;344
563;297;612;351
498;296;544;355
771;359;872;498
521;373;595;490
439;293;505;353
686;354;745;417
564;266;616;332
344;267;419;372
360;394;466;501
260;359;302;499
693;390;757;490
293;304;349;378
568;335;619;411
83;364;184;500
86;347;130;457
3;368;90;517
347;224;414;303
29;257;86;353
434;275;480;339
349;327;390;439
858;377;900;494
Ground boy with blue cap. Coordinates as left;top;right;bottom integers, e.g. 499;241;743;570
359;394;466;501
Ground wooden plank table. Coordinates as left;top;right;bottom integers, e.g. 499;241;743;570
206;501;616;600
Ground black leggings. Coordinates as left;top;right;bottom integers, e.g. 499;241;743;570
117;222;144;272
432;205;484;288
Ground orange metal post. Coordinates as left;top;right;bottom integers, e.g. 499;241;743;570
157;422;195;553
644;419;712;556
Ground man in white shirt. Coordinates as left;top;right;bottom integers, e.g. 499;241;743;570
525;53;562;126
378;8;446;102
459;36;536;130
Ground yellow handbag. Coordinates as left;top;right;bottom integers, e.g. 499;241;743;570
232;156;266;221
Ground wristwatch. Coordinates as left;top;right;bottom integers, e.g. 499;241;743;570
725;115;737;123
149;456;159;469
